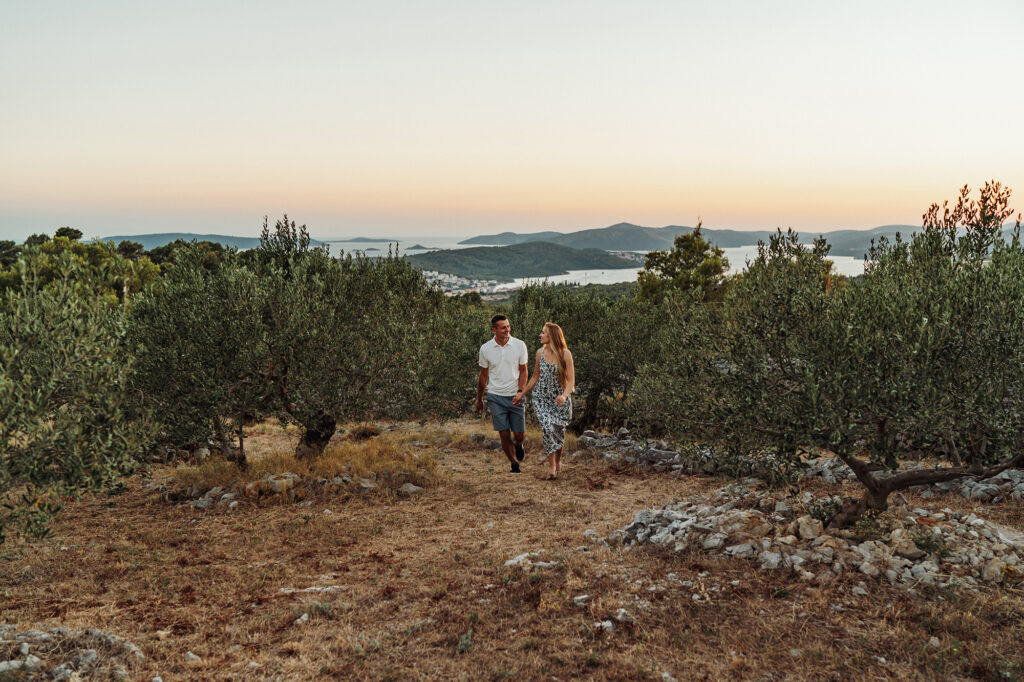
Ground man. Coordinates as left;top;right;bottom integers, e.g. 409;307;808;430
476;314;528;473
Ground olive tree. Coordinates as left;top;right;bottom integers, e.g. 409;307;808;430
256;217;469;457
509;284;664;429
633;183;1024;525
128;245;267;466
0;250;152;544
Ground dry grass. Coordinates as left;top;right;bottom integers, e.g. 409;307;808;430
2;419;1023;680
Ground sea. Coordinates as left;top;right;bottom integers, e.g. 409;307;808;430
323;238;869;289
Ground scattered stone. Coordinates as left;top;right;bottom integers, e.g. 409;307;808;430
573;595;591;607
612;480;1024;593
504;552;537;567
294;613;310;625
593;620;614;634
399;482;424;496
613;608;635;623
357;478;379;491
185;651;202;663
929;637;941;648
0;655;44;673
796;516;823;540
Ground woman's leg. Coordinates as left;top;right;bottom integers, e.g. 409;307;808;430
553;447;562;475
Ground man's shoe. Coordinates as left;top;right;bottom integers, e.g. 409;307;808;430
510;462;521;473
514;443;525;462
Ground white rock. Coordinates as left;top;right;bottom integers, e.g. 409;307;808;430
982;559;1004;583
796;516;824;540
504;552;538;567
758;551;782;570
0;655;44;673
593;620;614;633
185;651;202;663
613;608;634;623
573;595;591;606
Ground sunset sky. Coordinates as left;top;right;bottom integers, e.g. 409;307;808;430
2;1;1022;242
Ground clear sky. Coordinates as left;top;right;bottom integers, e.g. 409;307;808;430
2;0;1022;242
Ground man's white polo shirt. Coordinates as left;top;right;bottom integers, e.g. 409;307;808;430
478;336;529;396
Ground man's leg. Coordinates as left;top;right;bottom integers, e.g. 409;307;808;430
498;429;516;464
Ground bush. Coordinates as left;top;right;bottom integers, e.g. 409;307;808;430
0;250;153;544
633;182;1024;525
129;245;267;465
509;283;663;429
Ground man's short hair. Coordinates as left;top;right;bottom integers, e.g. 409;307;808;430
490;314;508;328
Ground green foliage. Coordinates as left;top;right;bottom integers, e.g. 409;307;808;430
54;226;83;241
0;236;161;300
257;231;469;454
406;241;635;282
129;245;268;461
637;222;730;303
0;250;152;544
509;283;663;429
116;240;146;260
0;241;20;268
24;234;49;247
130;216;471;459
146;239;228;271
631;182;1024;522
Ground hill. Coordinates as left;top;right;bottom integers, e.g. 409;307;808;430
459;222;931;257
459;230;564;246
406;242;636;282
96;233;327;250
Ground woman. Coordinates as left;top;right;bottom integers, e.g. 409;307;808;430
523;322;575;479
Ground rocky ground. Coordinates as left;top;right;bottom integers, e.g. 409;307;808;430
1;420;1023;680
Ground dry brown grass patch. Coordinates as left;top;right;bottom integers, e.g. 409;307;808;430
2;419;1023;680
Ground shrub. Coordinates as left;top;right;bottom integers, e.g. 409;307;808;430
509;283;663;429
129;245;267;466
633;182;1024;525
0;250;153;543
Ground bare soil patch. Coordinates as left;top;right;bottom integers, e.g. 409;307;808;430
2;419;1023;680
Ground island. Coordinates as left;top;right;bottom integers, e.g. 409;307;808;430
406;241;636;282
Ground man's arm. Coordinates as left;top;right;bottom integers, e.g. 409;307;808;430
511;363;527;405
475;367;488;413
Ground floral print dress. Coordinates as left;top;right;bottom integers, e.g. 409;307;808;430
531;353;572;455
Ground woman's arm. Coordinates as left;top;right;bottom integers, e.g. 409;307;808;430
556;349;575;405
523;349;541;394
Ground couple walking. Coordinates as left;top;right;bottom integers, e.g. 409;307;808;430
475;314;575;479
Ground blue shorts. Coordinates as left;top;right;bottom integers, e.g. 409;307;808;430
486;392;525;433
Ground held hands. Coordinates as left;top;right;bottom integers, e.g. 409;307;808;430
555;393;569;406
512;390;525;406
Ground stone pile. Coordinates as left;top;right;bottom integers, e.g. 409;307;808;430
576;430;1024;501
0;625;145;680
609;481;1024;590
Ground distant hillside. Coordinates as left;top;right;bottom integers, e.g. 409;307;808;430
459;230;564;246
96;233;327;250
406;242;636;282
459;222;931;258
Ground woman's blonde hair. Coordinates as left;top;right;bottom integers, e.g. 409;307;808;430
544;322;569;388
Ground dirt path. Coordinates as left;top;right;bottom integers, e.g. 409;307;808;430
3;422;1023;680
